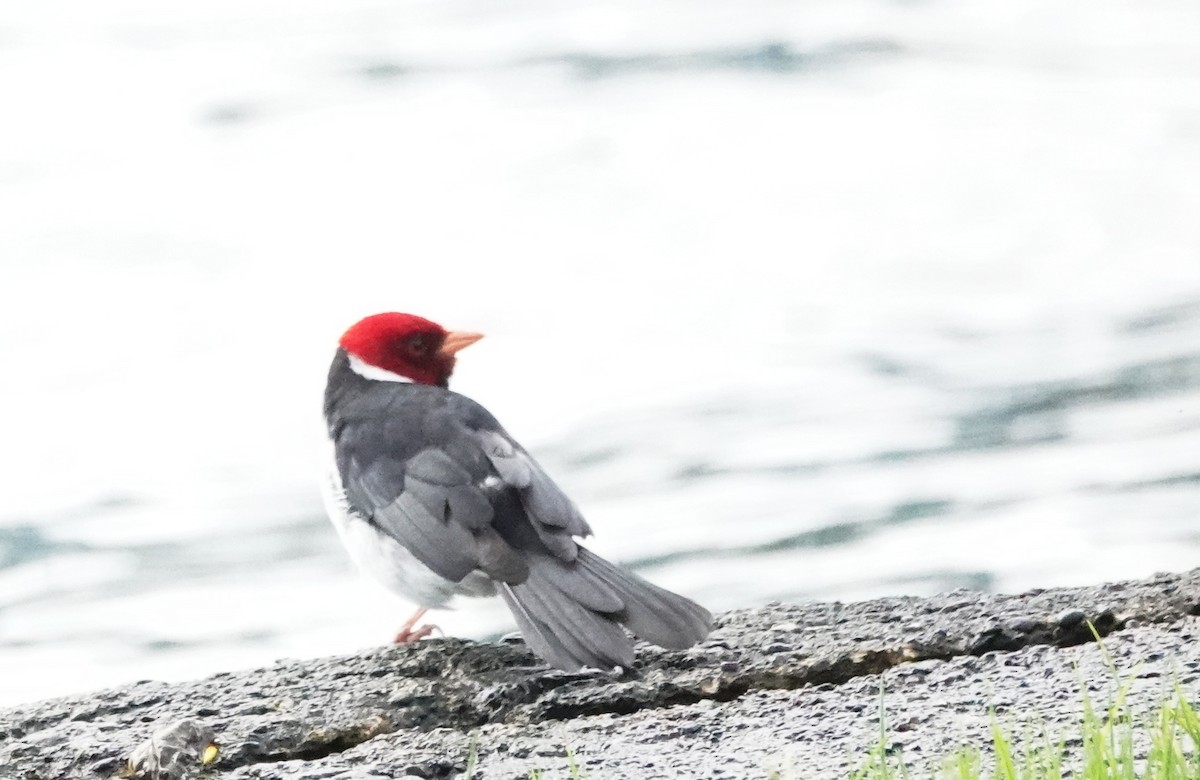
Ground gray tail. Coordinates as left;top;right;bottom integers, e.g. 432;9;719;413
499;546;712;671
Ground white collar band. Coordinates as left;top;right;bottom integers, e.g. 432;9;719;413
348;354;414;383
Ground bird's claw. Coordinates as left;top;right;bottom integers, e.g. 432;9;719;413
393;623;440;644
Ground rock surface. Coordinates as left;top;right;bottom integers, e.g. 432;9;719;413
3;569;1200;779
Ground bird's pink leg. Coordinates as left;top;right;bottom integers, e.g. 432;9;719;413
393;607;439;644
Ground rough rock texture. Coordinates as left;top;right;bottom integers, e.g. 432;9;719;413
4;569;1200;779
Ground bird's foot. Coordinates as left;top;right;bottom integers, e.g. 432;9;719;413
392;607;439;644
392;623;440;644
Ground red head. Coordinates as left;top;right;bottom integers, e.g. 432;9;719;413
338;312;484;387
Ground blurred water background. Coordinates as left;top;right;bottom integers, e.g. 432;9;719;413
2;0;1200;706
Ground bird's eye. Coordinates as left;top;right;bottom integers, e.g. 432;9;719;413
408;335;429;355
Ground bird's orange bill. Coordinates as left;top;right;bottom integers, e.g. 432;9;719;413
440;331;484;356
202;743;220;765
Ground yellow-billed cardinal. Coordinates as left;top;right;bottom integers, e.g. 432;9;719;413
322;312;712;671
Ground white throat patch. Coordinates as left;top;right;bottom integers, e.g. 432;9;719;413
348;354;413;383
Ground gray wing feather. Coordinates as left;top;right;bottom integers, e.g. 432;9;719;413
573;548;712;650
524;467;588;533
404;477;495;532
500;579;633;670
500;585;587;670
355;438;522;582
442;486;495;531
476;527;530;583
402;449;495;531
477;431;533;487
526;584;631;669
477;430;592;561
374;492;479;582
527;554;624;613
499;546;713;670
405;448;472;486
352;456;407;506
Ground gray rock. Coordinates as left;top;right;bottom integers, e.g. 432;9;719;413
3;568;1200;779
1055;608;1087;629
124;719;219;780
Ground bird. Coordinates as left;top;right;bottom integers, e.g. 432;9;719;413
321;312;712;671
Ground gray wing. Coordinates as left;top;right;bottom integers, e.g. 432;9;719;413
475;429;592;560
337;388;591;586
